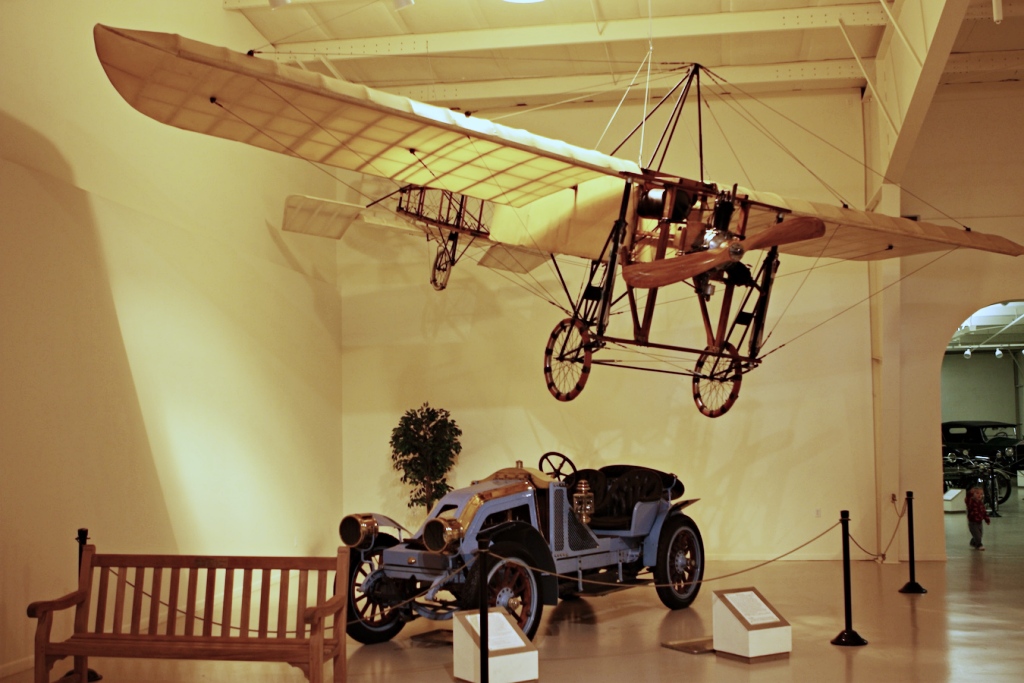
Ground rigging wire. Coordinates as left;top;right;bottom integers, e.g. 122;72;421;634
699;70;851;206
761;248;960;359
700;67;971;229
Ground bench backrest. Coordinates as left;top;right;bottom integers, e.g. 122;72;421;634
76;545;346;640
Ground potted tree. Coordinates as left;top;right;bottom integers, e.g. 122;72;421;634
389;403;462;511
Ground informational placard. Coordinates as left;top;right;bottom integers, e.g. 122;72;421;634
712;587;791;663
722;590;785;627
463;612;527;651
453;608;538;683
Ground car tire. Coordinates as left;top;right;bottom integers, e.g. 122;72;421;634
465;542;544;640
654;515;704;610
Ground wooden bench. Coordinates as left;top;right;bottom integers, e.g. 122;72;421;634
26;545;349;683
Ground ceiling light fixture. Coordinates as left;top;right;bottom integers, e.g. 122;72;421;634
996;348;1004;358
964;349;972;359
269;0;291;8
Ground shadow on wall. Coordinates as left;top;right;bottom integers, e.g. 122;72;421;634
0;111;177;668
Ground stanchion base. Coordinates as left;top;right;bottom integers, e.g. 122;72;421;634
60;670;102;681
831;629;868;647
898;581;927;594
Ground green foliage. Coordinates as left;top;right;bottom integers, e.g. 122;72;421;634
389;403;462;510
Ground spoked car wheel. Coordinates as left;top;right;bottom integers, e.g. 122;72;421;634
996;471;1012;505
538;451;577;482
654;515;704;609
347;546;406;644
544;318;593;401
692;343;743;418
466;542;543;640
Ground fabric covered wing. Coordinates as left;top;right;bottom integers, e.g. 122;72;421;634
740;190;1024;259
94;24;640;208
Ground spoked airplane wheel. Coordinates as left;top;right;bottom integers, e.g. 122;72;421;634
430;243;453;291
692;343;742;418
543;318;593;401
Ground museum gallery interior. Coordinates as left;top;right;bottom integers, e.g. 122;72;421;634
3;1;1024;681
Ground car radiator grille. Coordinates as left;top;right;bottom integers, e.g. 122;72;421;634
552;486;598;552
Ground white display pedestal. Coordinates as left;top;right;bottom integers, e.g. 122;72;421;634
712;587;791;663
453;608;538;683
944;488;965;512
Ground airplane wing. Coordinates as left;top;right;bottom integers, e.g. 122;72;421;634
94;24;1022;271
93;24;639;208
740;189;1024;260
283;194;549;274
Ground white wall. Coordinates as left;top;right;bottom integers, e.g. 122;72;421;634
0;1;340;674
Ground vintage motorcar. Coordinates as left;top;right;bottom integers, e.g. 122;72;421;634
942;420;1024;470
338;453;704;644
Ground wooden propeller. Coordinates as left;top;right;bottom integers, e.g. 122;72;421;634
621;216;825;289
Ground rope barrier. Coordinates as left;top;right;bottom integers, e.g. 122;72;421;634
99;497;915;636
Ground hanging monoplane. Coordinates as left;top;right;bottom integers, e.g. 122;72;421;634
93;25;1024;417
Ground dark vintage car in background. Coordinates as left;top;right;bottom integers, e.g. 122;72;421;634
942;420;1024;469
941;420;1021;506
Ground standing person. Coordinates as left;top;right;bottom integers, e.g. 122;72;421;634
966;484;991;550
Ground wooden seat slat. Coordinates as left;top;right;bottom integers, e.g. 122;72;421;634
240;568;253;638
148;567;163;635
202;568;216;637
94;566;109;633
130;566;145;635
167;567;180;636
258;568;271;638
296;570;309;639
112;567;127;635
185;567;198;636
277;569;290;638
221;568;235;638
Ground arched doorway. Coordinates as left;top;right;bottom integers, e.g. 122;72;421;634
941;301;1024;514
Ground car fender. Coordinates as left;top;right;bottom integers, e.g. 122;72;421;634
643;500;700;568
479;521;558;605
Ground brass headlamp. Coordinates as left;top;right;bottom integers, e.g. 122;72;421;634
573;480;595;525
339;514;379;548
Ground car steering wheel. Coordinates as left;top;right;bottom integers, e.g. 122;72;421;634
538;452;577;482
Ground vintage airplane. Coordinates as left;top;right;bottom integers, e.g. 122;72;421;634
93;24;1024;417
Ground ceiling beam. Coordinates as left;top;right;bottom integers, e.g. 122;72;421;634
863;0;971;204
386;59;868;106
255;4;887;58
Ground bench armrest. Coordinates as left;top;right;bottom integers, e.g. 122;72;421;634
303;592;346;625
27;589;88;619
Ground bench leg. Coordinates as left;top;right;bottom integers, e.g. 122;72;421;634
33;656;50;683
74;656;89;683
333;648;344;683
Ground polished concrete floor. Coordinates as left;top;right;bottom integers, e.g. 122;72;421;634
7;491;1023;683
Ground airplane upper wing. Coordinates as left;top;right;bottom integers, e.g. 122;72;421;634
95;24;1022;266
93;24;640;208
741;189;1024;260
